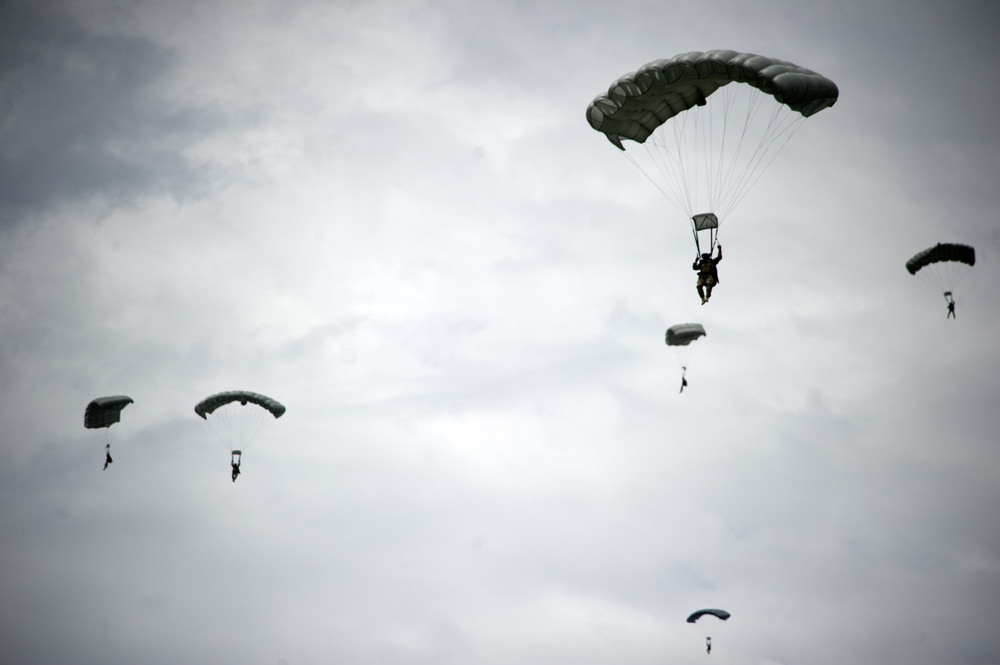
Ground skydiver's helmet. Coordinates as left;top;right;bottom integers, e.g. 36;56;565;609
701;253;711;260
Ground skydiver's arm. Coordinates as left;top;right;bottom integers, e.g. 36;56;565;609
715;245;722;262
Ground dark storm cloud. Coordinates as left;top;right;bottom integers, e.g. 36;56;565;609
0;2;219;226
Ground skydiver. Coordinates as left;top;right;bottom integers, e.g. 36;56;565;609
103;443;113;470
945;291;956;319
231;451;241;482
706;636;712;655
693;244;722;305
679;366;688;393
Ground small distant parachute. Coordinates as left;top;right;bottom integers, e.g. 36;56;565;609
688;608;730;655
687;608;731;623
666;324;706;393
85;395;134;429
85;395;133;470
666;323;707;347
195;391;285;475
906;243;975;314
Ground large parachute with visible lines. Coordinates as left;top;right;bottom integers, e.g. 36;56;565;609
195;390;285;460
587;50;838;255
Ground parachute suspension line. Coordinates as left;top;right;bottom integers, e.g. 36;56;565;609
728;107;804;218
715;86;761;220
685;100;709;217
706;84;749;218
619;87;810;250
622;150;682;214
623;143;696;228
100;424;116;447
914;270;936;293
945;259;971;293
649;118;696;217
203;402;276;453
717;91;805;221
638;111;701;219
658;108;694;215
913;261;970;296
205;403;232;452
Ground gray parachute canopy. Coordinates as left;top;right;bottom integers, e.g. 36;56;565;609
906;243;976;275
84;395;134;429
587;50;839;150
194;391;286;420
686;608;731;623
666;323;707;347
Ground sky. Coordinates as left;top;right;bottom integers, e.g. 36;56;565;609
1;1;999;663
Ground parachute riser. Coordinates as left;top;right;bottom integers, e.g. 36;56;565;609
692;227;719;258
691;212;720;258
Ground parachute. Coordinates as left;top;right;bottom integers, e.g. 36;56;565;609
666;323;706;392
687;608;731;623
195;391;286;420
85;395;134;429
687;608;730;654
587;50;838;255
85;395;133;469
666;323;707;347
906;243;975;313
906;242;975;280
195;391;285;461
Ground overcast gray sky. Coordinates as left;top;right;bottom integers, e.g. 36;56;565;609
2;1;999;664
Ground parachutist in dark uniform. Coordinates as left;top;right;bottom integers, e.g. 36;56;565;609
706;637;712;655
945;291;956;319
694;244;722;305
231;451;242;482
680;366;688;393
103;443;113;470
